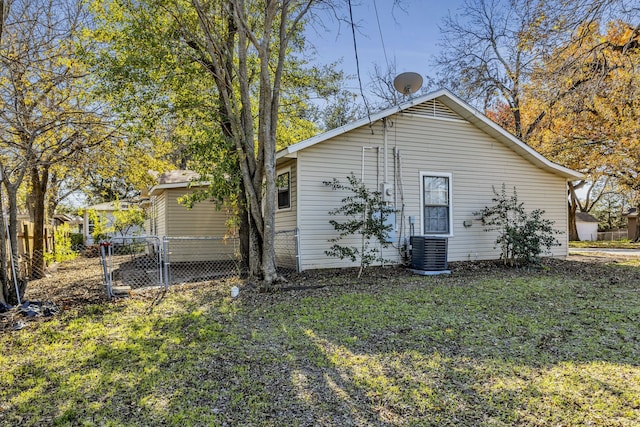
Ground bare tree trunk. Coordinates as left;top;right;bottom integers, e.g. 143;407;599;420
249;217;262;279
237;179;250;279
261;140;277;284
3;181;26;304
0;184;8;305
634;204;640;242
30;166;49;279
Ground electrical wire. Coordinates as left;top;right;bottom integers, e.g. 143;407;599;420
347;0;372;123
372;0;390;72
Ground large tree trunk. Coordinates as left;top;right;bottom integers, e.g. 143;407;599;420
261;137;277;284
249;217;262;279
568;183;580;241
634;204;640;242
238;186;250;278
30;166;49;279
568;202;579;241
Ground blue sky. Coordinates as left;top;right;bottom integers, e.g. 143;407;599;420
305;0;465;97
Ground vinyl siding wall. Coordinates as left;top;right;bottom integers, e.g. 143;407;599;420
295;111;569;270
163;188;230;237
155;187;236;262
154;193;168;238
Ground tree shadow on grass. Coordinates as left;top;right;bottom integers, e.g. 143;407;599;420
3;258;640;425
263;262;640;425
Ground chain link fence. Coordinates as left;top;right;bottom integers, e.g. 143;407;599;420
162;229;299;287
597;229;628;241
16;229;300;298
274;229;300;273
163;236;240;286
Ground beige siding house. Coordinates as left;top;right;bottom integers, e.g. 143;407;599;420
82;200;144;244
275;89;582;271
144;171;237;263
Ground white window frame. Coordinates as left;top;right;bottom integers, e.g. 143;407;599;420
276;167;292;211
419;171;453;236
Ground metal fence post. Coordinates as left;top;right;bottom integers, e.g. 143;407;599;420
100;241;113;298
163;236;169;290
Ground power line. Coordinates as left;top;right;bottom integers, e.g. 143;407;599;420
347;0;372;123
373;0;390;71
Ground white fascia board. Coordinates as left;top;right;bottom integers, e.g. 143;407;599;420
148;181;210;196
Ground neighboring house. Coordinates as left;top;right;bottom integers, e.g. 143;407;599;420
275;88;582;271
575;212;599;241
142;170;237;262
82;200;144;244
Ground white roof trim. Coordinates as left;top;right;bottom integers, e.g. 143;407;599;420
148;181;210;196
277;88;582;180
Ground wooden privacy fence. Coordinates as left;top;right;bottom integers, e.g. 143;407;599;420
16;220;54;260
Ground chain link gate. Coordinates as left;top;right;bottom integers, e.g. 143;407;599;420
100;236;164;297
100;229;300;297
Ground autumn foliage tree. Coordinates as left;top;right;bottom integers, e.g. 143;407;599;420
523;21;640;239
437;0;639;241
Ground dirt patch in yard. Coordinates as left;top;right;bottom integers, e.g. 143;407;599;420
23;256;108;308
14;252;640;309
3;252;638;333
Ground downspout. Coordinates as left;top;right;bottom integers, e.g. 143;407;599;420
383;118;388;189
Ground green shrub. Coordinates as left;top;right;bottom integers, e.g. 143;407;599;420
48;223;79;264
70;233;84;249
475;184;561;267
324;173;396;277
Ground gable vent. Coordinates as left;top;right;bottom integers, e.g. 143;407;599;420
405;99;463;121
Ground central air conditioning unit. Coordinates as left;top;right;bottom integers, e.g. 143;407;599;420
409;236;450;275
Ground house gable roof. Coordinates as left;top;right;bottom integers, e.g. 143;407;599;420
575;212;599;223
146;170;210;196
85;200;137;211
277;88;582;180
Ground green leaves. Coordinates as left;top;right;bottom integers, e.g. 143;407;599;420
475;184;562;267
324;173;397;276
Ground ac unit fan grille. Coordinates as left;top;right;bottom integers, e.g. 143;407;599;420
410;236;448;271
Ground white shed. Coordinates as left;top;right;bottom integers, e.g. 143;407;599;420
575;212;599;241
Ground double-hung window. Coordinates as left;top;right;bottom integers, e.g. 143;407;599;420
421;172;452;235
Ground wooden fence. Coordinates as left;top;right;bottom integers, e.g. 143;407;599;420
16;220;54;260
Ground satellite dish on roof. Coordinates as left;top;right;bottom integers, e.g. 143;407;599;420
393;72;423;96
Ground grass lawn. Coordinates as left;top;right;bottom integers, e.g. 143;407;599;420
570;239;640;249
1;257;640;426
